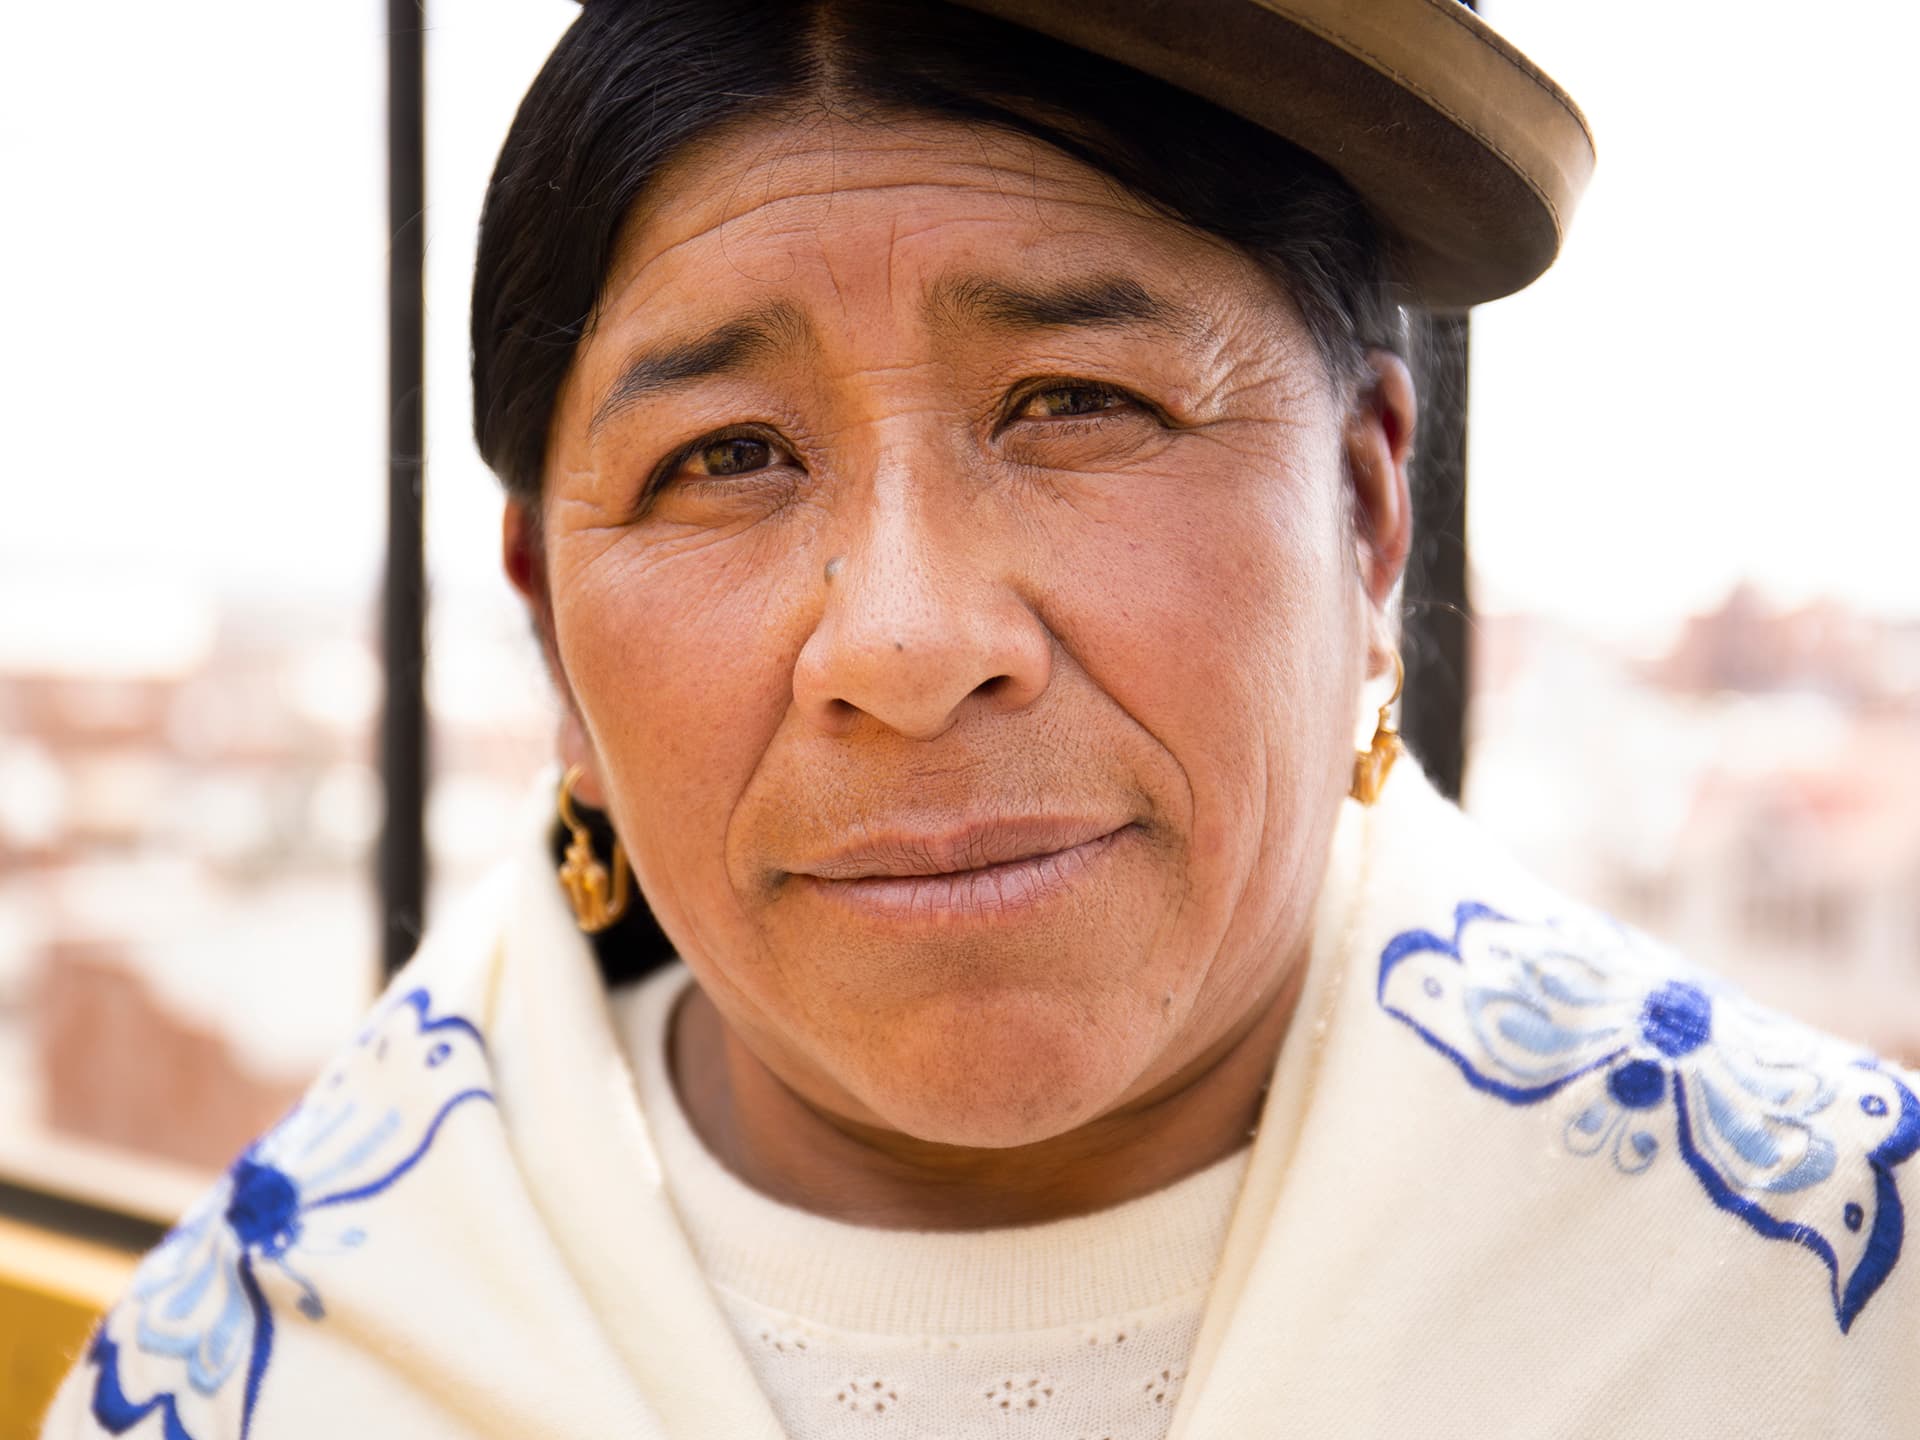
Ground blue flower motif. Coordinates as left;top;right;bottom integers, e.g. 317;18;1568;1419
1378;902;1920;1333
86;988;493;1439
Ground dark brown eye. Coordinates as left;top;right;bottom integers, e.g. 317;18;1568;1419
697;435;777;476
1019;384;1130;419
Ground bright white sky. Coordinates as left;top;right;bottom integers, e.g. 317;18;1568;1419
2;0;1914;660
1475;0;1920;640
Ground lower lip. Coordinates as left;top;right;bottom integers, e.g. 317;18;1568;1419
796;827;1129;926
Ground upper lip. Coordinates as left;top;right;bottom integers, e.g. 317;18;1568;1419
789;816;1127;881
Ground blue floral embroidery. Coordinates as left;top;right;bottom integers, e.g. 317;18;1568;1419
87;987;493;1439
1378;901;1920;1333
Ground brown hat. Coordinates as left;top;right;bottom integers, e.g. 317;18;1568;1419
947;0;1594;309
563;0;1593;309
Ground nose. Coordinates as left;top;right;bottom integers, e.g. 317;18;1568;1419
792;480;1052;741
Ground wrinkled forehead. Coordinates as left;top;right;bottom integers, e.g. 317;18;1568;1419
586;108;1299;354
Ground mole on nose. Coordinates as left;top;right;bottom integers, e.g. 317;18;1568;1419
823;555;845;583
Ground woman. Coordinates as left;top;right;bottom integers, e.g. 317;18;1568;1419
46;1;1918;1435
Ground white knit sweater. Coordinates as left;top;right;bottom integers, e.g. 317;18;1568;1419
612;968;1250;1440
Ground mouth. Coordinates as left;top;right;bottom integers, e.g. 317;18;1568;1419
787;818;1133;925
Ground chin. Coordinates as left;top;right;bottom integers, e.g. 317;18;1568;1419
834;985;1164;1150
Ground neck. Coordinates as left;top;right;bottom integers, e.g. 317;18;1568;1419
669;961;1306;1230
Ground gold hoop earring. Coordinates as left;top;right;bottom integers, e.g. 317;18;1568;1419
1349;652;1404;807
556;764;632;933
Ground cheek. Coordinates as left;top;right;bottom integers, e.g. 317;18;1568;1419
1036;435;1354;897
1103;452;1357;1032
549;527;807;909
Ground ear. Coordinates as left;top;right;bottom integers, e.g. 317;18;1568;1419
503;498;610;808
502;497;555;654
1343;349;1417;664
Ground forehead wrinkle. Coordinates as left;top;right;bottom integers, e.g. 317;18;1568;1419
616;163;1164;293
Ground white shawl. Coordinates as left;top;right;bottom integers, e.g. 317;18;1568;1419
44;766;1920;1437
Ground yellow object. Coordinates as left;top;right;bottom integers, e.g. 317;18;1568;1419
1349;653;1404;807
557;764;633;934
0;1215;137;1438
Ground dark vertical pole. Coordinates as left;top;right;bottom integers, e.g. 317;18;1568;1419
381;0;428;974
1403;312;1471;802
1397;0;1482;802
1401;0;1478;803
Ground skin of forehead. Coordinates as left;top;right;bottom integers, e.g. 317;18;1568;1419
576;107;1312;387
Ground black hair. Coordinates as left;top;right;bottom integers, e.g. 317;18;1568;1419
471;0;1409;505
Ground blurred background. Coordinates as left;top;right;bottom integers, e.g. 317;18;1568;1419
0;0;1915;1274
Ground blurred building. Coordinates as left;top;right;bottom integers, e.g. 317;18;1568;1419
1469;587;1920;1065
0;577;548;1205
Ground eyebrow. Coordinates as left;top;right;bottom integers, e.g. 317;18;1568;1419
588;302;809;436
927;273;1206;339
587;276;1199;436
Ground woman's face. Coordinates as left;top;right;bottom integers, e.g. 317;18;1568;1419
519;110;1411;1149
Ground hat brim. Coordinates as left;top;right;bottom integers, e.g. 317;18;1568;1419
948;0;1595;309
